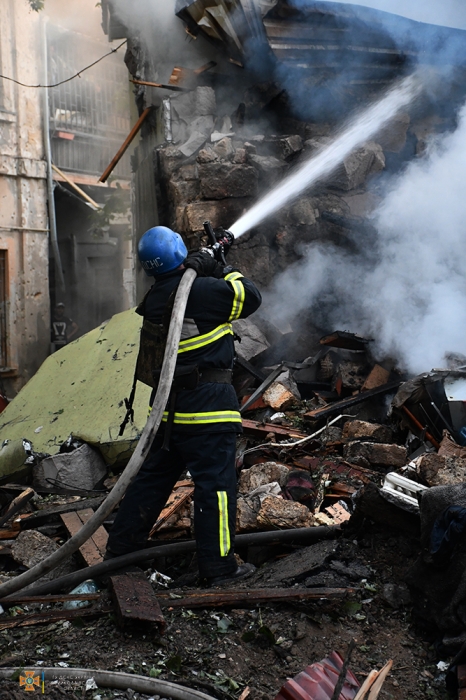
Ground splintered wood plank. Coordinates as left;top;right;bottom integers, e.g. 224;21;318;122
109;571;165;632
75;508;108;556
149;485;194;536
0;605;110;631
156;587;353;608
60;509;108;567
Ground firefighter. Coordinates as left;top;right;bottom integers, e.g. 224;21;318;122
106;226;262;585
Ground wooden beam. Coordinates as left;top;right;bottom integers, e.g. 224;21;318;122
304;381;402;420
51;165;101;210
20;497;106;530
157;587;353;608
60;508;108;567
0;488;34;528
99;107;152;183
0;605;110;631
149;485;194;537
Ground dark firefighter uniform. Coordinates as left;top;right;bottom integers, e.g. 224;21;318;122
107;266;262;580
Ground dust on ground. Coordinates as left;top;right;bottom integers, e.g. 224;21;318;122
0;522;450;700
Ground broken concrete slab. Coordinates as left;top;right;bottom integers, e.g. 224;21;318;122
33;444;107;492
11;530;75;582
0;309;151;471
257;496;314;530
343;441;407;468
233;317;270;361
238;462;289;494
342;420;393;444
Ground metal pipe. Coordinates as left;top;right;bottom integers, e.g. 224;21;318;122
42;19;65;292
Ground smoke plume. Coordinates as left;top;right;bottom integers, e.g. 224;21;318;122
265;100;466;374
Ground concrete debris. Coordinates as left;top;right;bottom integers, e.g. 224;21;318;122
33;443;107;492
343;441;407;469
342;419;393;443
263;375;300;410
233;317;270;361
238;462;289;493
257;495;314;529
11;530;75;582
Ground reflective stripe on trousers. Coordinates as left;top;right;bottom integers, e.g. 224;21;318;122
217;490;231;557
160;410;241;425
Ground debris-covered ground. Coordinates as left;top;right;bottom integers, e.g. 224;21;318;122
0;326;466;698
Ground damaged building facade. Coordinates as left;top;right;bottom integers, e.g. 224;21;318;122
101;0;466;310
0;0;134;397
0;1;49;394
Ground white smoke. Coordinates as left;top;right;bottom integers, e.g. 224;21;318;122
266;101;466;374
109;0;219;82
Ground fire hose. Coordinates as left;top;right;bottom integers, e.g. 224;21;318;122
0;269;198;598
0;668;216;700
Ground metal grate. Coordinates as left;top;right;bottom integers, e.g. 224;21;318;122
0;251;7;368
47;24;131;178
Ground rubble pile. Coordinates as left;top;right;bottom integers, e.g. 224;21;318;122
151;82;420;286
0;281;464;700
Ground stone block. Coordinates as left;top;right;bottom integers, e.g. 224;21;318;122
179;132;208;158
11;530;75;582
238;461;289;494
168;179;200;207
248;154;287;187
343;441;407;468
342;420;393;443
232;317;269;361
199;163;258;199
213;137;234;160
288;198;317;227
195;86;216;116
263;372;300;410
257;496;314;529
279;134;303;159
414;453;446;486
233;148;247;164
377;113;410;153
197;147;217;163
182;198;251;233
237;496;259;532
331;142;385;191
173;164;199;181
158;146;184;178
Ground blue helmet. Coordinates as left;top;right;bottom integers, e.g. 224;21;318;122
138;226;188;276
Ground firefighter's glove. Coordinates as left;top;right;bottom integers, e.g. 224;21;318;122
185;251;224;278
